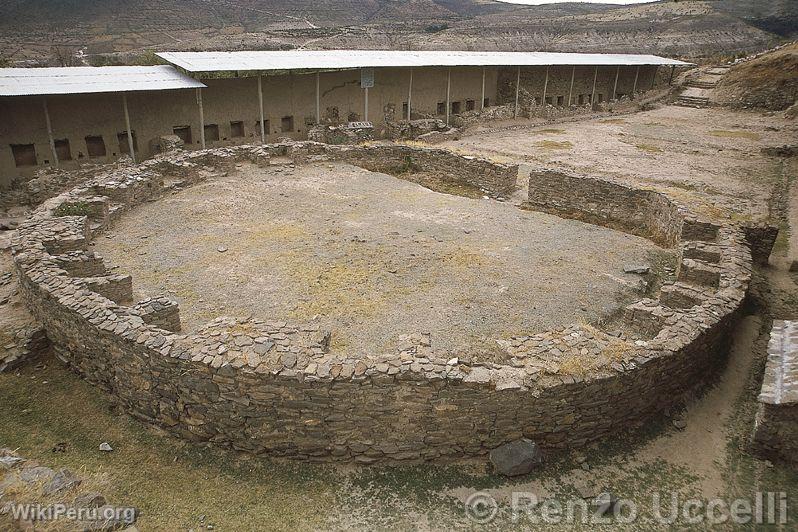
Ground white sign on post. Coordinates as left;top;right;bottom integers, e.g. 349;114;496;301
360;68;374;89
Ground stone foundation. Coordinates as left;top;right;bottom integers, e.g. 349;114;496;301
11;142;763;463
752;320;798;467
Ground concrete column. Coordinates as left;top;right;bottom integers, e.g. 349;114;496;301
612;65;620;101
632;65;640;97
407;68;413;120
258;75;265;143
364;87;369;122
480;67;486;110
567;65;575;106
514;66;520;119
590;66;598;109
541;65;549;106
42;97;58;167
197;88;205;149
668;65;676;85
445;67;451;126
122;93;136;164
315;72;320;123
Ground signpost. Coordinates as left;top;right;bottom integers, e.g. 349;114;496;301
361;68;374;122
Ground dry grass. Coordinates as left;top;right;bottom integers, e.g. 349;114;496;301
636;143;663;153
535;140;573;150
0;360;334;530
599;119;628;124
708;130;761;141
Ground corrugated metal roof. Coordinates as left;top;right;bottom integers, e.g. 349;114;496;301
157;50;690;73
0;65;205;97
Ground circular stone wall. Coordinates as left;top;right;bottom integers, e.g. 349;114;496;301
12;142;755;463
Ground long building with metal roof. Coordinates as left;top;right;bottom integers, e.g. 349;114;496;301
1;50;690;185
0;65;205;97
157;50;689;73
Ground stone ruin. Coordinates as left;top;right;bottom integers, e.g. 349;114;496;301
8;140;780;463
753;320;798;466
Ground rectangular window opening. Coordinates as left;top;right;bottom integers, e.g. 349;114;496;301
402;102;409;117
204;124;220;143
281;116;294;133
11;144;36;167
451;101;461;115
54;139;72;161
230;121;245;138
255;120;270;136
465;99;475;111
483;98;490;108
436;102;446;115
557;96;564;106
173;126;192;145
85;136;106;158
117;131;138;155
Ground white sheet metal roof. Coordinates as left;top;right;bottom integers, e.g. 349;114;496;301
157;50;690;73
0;65;205;97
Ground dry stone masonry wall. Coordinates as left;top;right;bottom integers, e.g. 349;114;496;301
11;142;767;463
753;320;798;466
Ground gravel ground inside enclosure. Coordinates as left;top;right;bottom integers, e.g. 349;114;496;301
446;105;798;223
95;162;671;357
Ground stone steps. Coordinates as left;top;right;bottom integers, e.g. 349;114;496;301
685;81;716;89
675;96;710;108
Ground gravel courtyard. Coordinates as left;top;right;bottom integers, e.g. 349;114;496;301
446;105;798;223
95;162;667;356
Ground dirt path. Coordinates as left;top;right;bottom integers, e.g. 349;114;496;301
633;314;761;498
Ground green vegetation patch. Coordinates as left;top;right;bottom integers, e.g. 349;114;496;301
53;201;92;217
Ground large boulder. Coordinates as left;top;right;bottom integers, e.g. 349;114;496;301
489;438;544;476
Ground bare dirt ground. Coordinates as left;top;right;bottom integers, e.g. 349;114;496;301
94;161;663;357
444;105;798;223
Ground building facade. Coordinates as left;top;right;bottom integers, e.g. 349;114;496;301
0;51;687;188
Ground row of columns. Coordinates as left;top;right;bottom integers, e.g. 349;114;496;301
42;93;137;168
42;64;665;167
512;64;654;116
227;66;492;137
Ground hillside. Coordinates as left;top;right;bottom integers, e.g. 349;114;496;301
0;0;795;64
713;42;798;111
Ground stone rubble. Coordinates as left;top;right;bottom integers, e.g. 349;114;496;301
0;448;137;531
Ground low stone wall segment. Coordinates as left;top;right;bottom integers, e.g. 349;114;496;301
752;320;798;466
11;142;764;463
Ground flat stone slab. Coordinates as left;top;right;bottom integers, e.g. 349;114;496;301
759;320;798;405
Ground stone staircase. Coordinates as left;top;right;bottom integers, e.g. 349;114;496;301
676;66;729;108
